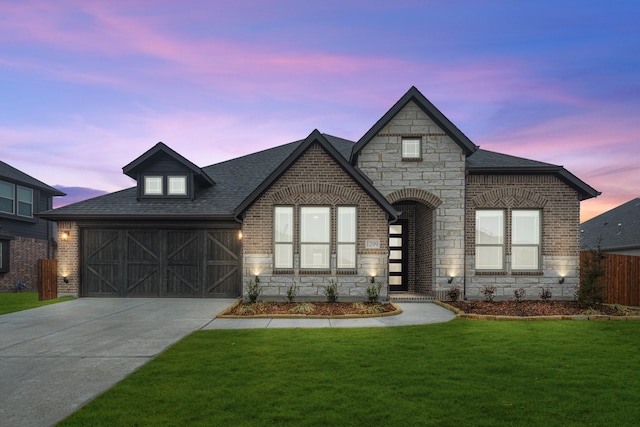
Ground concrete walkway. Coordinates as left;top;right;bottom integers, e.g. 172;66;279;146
0;298;454;427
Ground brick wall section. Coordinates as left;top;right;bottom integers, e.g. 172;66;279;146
0;236;48;291
415;202;433;294
357;101;466;293
394;203;416;291
56;221;79;295
465;174;581;299
242;143;389;299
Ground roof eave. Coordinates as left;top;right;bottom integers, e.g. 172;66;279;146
36;213;236;221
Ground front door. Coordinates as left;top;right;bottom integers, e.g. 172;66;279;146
389;220;408;292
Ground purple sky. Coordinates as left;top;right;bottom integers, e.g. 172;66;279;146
1;0;638;222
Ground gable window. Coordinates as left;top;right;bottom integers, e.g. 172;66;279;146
274;206;294;269
144;176;163;195
0;181;15;214
168;176;187;195
512;210;541;271
300;207;330;269
401;137;422;160
337;207;357;269
475;210;504;270
17;186;33;217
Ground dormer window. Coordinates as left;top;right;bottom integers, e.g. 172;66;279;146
144;176;164;195
168;176;187;195
401;137;422;161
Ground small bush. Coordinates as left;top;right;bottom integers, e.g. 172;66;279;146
577;245;606;307
366;282;382;303
246;277;261;303
446;286;461;302
481;285;497;302
513;288;526;303
539;287;552;301
286;284;298;303
290;302;315;314
324;280;339;303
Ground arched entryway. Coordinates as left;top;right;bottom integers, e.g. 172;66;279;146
386;189;441;297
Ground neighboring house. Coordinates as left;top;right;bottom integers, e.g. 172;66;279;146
0;160;65;291
39;87;600;300
580;197;640;256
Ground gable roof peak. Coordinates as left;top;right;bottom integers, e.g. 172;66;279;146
351;86;478;162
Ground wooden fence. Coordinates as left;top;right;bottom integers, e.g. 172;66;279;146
37;259;58;301
581;252;640;306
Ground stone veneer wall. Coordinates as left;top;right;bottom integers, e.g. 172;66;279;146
465;174;580;300
56;221;79;296
0;236;48;291
357;101;466;294
242;143;389;299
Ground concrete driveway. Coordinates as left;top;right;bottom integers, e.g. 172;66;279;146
0;298;236;427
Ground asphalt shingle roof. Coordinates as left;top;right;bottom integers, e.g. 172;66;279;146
579;197;640;251
0;160;65;196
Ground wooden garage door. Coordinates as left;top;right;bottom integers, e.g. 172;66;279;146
82;228;241;297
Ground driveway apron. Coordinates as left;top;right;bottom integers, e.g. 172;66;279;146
0;298;235;427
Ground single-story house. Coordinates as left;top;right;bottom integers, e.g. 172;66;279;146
0;160;65;291
580;197;640;256
39;86;600;300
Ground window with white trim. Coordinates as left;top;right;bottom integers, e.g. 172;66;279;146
17;186;33;217
512;210;541;271
475;210;504;270
274;206;294;269
0;181;15;214
300;207;330;269
168;176;187;195
144;176;163;195
401;137;422;160
337;207;357;269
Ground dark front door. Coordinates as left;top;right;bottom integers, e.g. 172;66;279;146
389;220;408;292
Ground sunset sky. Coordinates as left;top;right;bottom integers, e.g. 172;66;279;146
1;0;638;222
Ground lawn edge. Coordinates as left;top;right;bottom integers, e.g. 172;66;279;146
434;300;640;321
217;300;403;319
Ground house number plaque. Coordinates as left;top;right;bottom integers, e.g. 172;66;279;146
365;239;380;249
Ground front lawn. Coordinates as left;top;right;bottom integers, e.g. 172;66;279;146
0;292;74;315
60;320;639;426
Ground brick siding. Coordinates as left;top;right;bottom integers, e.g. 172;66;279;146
0;236;48;291
56;221;79;295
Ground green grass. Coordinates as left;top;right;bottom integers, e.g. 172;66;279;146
60;320;640;427
0;292;74;315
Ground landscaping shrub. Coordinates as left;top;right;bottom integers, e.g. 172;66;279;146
246;277;261;303
324;280;339;303
365;282;382;303
286;284;298;303
539;287;552;301
513;288;526;303
481;285;497;302
577;244;606;307
446;286;461;302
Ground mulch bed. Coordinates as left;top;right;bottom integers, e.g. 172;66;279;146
446;300;635;317
224;301;396;317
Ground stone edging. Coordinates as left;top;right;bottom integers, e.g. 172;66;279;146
217;301;403;319
434;300;640;321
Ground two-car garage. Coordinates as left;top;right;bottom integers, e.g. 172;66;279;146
81;226;241;298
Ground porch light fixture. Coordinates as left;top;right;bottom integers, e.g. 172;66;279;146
370;276;375;283
63;276;69;284
447;276;454;284
559;277;565;284
61;231;70;240
238;230;243;240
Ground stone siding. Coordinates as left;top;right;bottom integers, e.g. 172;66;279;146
242;142;389;299
465;174;580;299
357;101;466;293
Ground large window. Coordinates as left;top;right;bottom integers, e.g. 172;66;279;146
475;210;504;270
0;181;14;214
17;186;33;217
274;206;294;269
512;210;541;270
337;207;357;269
300;207;330;269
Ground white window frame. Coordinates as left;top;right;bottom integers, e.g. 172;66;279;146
0;181;15;214
475;209;505;270
401;137;422;160
511;209;541;271
300;206;331;270
274;206;294;269
167;176;187;196
144;176;164;195
337;206;357;269
17;186;33;218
